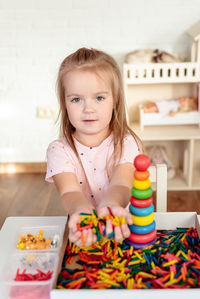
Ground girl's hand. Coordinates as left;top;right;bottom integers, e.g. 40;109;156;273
68;212;97;247
97;205;133;243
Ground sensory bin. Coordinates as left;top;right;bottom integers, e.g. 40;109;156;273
57;227;200;289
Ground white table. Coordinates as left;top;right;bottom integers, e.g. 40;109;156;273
1;215;200;299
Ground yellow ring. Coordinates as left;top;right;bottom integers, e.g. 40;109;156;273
132;212;154;226
133;179;151;190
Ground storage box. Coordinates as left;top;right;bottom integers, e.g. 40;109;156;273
15;225;62;252
2;252;59;299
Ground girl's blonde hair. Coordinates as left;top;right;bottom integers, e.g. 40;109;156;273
56;47;142;165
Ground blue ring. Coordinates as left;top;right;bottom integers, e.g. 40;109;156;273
129;204;154;217
128;221;156;235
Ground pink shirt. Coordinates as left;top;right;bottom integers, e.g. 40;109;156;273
45;134;139;208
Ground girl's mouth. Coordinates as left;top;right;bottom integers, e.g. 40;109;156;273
83;120;97;123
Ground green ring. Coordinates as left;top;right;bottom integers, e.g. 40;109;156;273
131;187;153;199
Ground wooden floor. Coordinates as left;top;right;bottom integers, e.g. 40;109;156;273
0;173;200;230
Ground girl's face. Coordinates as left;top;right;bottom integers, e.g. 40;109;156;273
64;69;114;146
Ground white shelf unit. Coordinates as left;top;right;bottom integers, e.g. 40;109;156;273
123;62;200;191
124;62;200;84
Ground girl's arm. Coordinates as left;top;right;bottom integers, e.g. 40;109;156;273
97;162;134;242
53;172;96;246
53;172;93;215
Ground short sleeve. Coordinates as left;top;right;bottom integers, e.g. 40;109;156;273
45;140;75;183
118;135;140;165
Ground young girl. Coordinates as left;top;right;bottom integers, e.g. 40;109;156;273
45;47;142;247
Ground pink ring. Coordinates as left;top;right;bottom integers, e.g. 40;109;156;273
130;196;153;208
128;229;157;244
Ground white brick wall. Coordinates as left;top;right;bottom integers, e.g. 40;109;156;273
0;0;200;162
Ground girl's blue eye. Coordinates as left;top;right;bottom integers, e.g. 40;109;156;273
72;97;80;103
96;96;104;101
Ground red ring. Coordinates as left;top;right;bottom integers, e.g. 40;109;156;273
130;196;153;208
128;229;156;244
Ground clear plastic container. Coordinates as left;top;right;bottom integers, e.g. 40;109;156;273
1;252;59;299
15;225;63;252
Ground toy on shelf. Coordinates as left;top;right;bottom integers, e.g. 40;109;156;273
139;94;200;130
123;20;200;85
126;154;156;249
147;145;176;180
142;97;198;116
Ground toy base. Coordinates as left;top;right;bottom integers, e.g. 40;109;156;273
125;237;157;249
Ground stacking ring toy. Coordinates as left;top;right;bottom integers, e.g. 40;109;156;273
130;196;153;208
129;221;156;235
129;204;154;217
128;229;157;244
134;170;150;181
131;187;153;199
132;212;154;226
125;237;157;249
133;179;151;190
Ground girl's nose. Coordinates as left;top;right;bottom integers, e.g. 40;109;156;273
83;99;95;112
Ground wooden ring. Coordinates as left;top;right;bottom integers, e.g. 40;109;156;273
126;237;157;249
133;179;151;190
131;187;153;199
129;204;154;217
129;220;156;234
134;170;150;181
128;229;157;244
132;212;154;226
130;196;153;208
